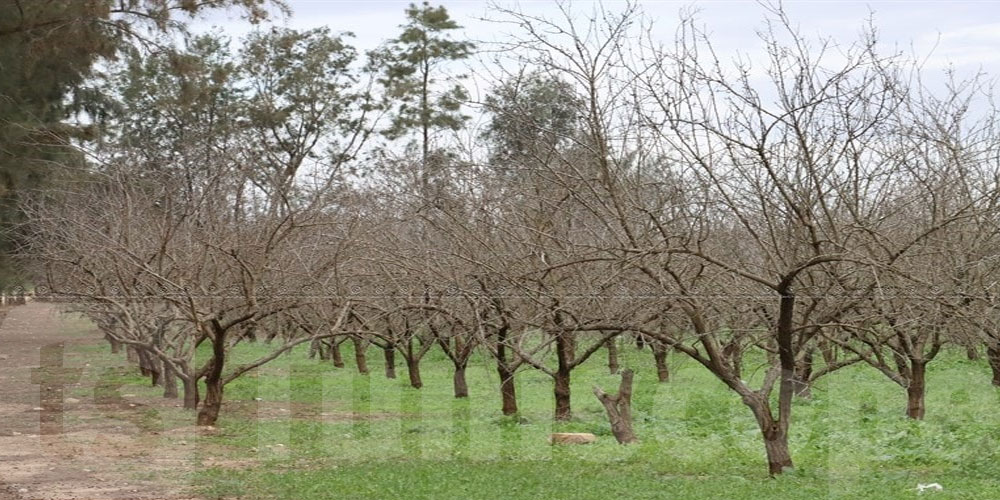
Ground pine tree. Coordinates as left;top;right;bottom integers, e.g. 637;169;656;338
377;2;474;191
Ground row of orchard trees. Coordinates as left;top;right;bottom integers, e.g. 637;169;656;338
22;2;1000;476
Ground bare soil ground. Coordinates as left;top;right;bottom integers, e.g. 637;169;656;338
0;302;209;500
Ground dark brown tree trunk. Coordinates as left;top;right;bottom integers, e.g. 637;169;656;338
352;337;368;374
554;367;571;421
137;350;160;386
966;345;980;361
406;356;423;389
606;337;619;374
453;363;468;398
149;363;161;387
498;364;518;415
331;340;345;368
987;342;1000;386
162;362;178;399
652;343;670;382
494;326;519;415
182;376;199;409
593;369;637;444
554;333;572;421
906;361;926;420
383;345;396;379
198;377;223;426
792;349;813;399
764;429;793;476
108;336;121;354
197;324;226;426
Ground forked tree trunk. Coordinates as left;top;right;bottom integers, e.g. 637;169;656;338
198;377;223;426
593;369;637;444
162;362;178;399
906;361;926;420
352;337;368;374
745;396;793;476
331;340;345;368
197;325;226;426
652;343;670;382
383;345;396;379
606;338;619;374
987;342;1000;386
138;350;160;386
764;429;793;476
453;363;468;398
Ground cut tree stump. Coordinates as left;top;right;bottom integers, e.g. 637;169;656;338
549;432;597;445
593;368;638;444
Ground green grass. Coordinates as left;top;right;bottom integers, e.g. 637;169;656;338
66;327;1000;499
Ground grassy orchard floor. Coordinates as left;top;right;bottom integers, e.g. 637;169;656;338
69;329;1000;499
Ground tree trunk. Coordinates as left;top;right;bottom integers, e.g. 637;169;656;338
383;345;396;379
554;334;572;421
148;360;162;387
127;346;138;364
652;343;670;382
635;333;646;350
495;326;519;415
966;345;980;361
606;337;619;374
406;356;423;389
108;336;121;354
792;349;813;399
197;325;226;426
453;363;468;398
198;376;223;426
498;364;518;416
819;338;837;365
308;339;320;359
593;369;637;444
554;368;571;421
182;376;199;410
162;362;178;399
352;337;368;374
906;361;926;420
331;340;345;368
764;429;793;476
987;342;1000;386
137;350;160;386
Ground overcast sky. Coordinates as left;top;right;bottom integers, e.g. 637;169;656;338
192;0;1000;76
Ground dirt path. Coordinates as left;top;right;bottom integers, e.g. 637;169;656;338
0;302;204;500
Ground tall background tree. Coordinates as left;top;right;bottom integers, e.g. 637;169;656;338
0;0;282;289
376;1;473;193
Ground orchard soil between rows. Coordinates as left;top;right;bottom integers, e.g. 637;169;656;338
0;303;226;500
